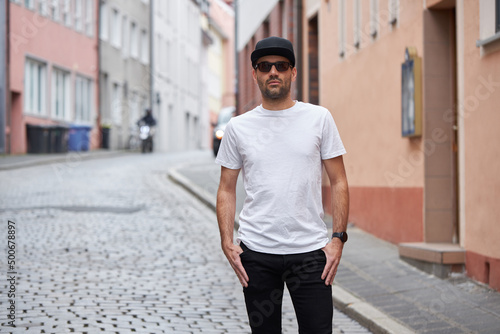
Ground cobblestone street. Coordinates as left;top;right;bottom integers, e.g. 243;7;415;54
0;152;370;334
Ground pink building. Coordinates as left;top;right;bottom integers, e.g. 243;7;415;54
7;0;99;154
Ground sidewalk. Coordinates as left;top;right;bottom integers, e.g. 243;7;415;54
0;149;129;171
169;152;500;334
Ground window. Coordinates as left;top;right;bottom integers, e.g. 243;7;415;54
99;1;108;40
38;0;48;16
62;0;71;26
130;21;139;59
338;0;346;57
50;0;60;21
353;0;361;48
140;29;149;64
52;68;70;120
24;58;47;116
85;0;93;36
370;0;378;38
75;75;92;122
129;92;140;127
74;0;82;31
110;8;121;48
478;0;500;46
166;39;171;77
389;0;398;25
111;83;122;125
122;16;129;58
24;0;34;10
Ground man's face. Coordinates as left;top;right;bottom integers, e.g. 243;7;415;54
253;55;297;101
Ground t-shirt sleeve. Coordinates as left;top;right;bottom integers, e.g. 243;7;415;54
215;120;243;169
321;110;346;160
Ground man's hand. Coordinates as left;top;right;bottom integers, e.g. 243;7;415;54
321;239;344;286
222;243;249;288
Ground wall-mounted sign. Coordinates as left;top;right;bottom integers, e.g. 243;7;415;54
401;47;422;137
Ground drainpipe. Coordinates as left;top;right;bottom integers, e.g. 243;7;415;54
294;0;303;101
234;0;239;115
0;0;9;153
150;0;154;110
96;0;101;147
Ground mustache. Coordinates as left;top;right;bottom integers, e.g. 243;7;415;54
266;77;282;84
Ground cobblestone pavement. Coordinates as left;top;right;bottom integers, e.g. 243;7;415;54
0;151;371;334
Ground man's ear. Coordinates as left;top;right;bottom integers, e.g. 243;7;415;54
252;69;257;83
291;66;297;82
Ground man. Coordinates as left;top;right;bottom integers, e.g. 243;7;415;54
138;108;156;127
215;36;349;334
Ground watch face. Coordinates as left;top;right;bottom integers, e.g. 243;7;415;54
340;232;348;243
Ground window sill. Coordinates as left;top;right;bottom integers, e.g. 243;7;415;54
476;31;500;47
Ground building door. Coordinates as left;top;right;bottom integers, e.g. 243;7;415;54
423;7;459;243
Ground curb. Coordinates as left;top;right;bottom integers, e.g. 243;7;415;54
332;285;415;334
168;167;217;212
168;166;415;334
0;150;130;171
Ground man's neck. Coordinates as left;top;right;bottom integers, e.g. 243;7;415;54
261;97;296;111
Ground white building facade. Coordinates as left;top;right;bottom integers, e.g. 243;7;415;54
152;0;210;152
99;0;151;150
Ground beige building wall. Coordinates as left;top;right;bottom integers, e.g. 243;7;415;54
460;0;500;289
305;0;426;243
304;0;500;290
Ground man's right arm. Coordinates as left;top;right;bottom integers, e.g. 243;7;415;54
216;166;249;287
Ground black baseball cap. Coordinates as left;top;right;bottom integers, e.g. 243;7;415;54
251;36;295;68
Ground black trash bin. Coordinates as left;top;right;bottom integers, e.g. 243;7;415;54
49;126;69;153
101;127;110;149
26;124;51;154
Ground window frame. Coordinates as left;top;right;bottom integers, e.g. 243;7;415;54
140;29;149;64
24;0;34;10
74;0;83;32
50;0;60;21
24;58;48;116
130;21;139;59
51;67;71;121
74;74;93;123
84;0;93;36
62;0;72;26
338;0;346;58
99;1;108;40
110;8;121;48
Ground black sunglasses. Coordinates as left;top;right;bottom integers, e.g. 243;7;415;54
254;61;292;73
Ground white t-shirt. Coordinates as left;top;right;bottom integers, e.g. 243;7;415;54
215;101;346;254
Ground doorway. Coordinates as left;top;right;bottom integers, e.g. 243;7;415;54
422;8;459;243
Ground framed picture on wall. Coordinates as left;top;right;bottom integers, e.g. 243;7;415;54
401;47;422;137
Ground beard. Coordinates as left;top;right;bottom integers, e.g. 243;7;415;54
257;75;291;100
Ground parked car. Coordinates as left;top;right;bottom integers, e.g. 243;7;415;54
213;106;235;157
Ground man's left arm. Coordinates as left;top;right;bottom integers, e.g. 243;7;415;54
321;155;349;286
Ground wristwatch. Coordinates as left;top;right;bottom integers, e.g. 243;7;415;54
332;232;348;243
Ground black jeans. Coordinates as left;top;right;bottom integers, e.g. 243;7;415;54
240;243;333;334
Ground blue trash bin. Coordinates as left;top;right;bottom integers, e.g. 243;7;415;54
68;125;92;151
